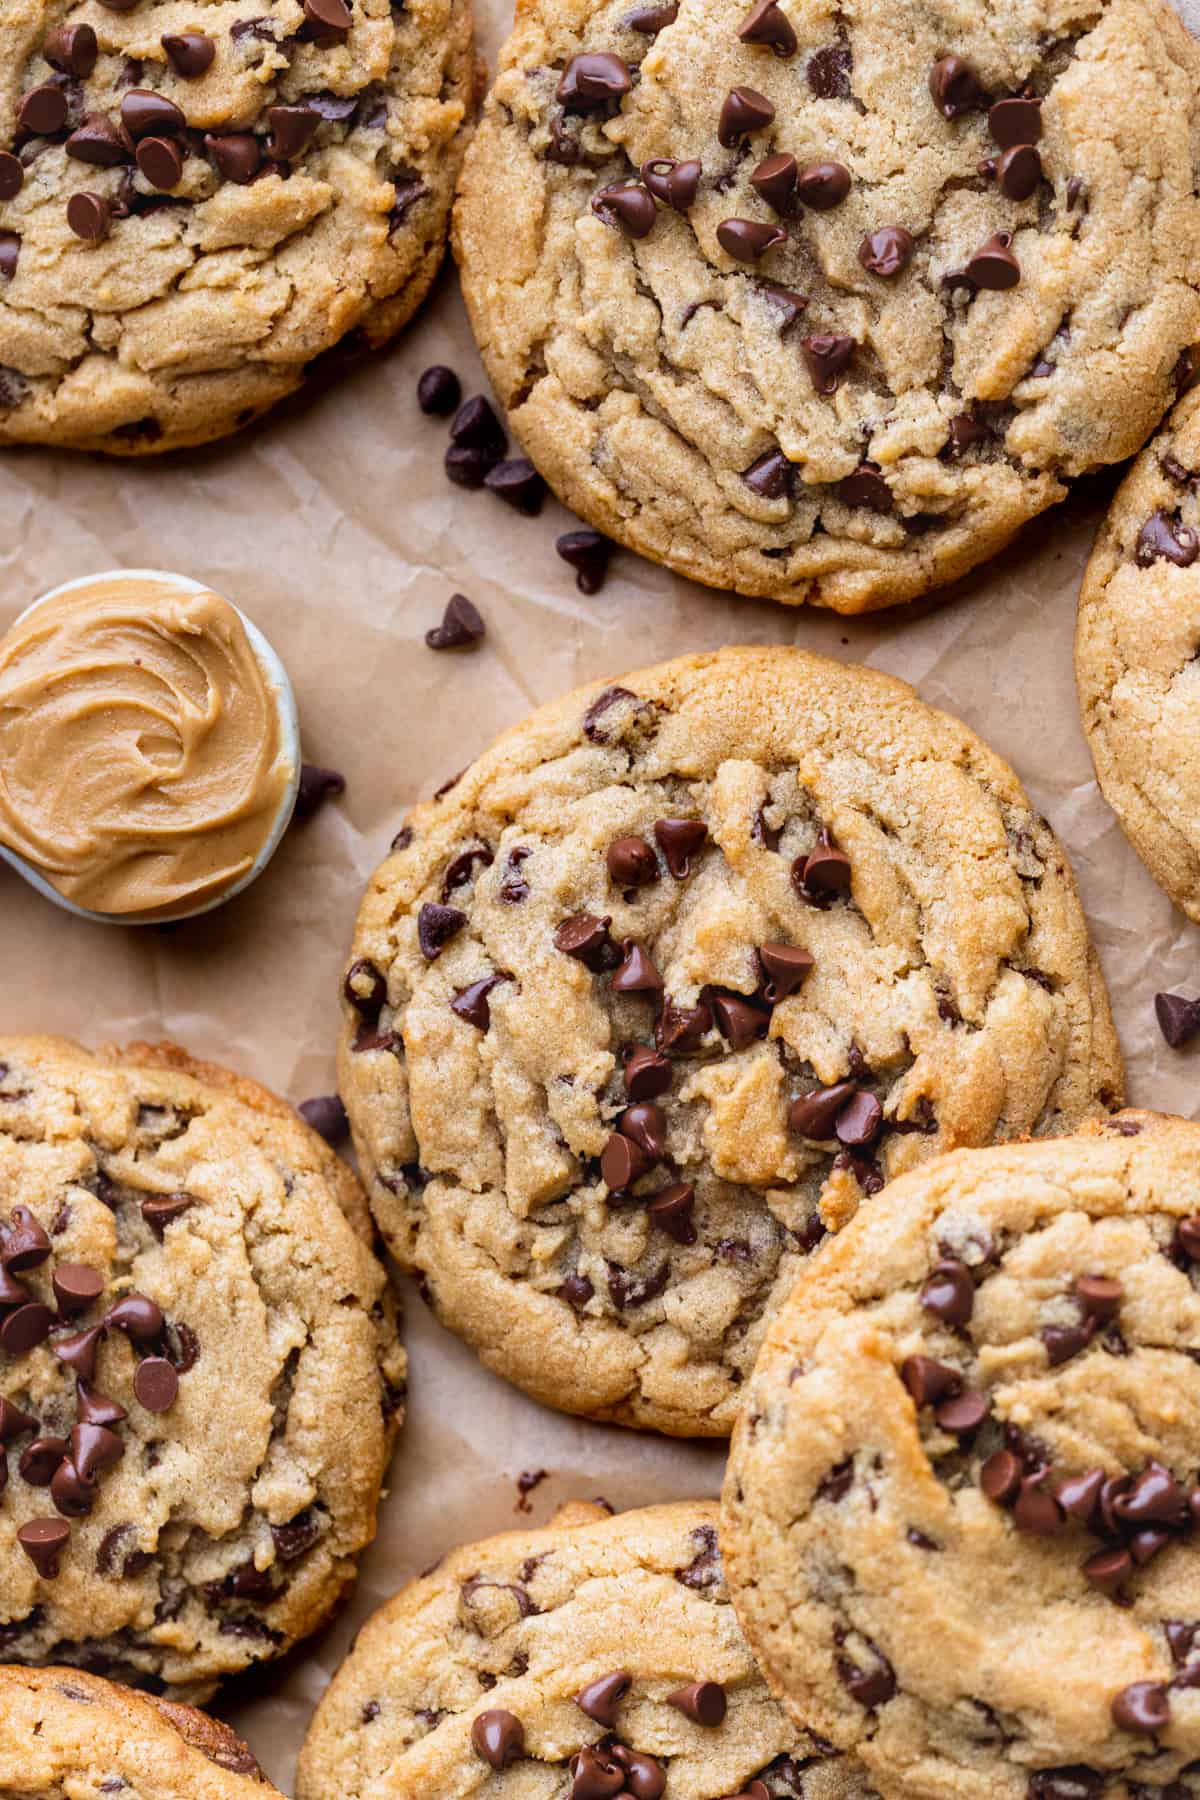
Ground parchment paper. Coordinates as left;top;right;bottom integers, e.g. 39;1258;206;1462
4;0;1200;1780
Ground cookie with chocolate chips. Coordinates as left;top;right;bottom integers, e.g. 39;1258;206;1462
0;0;478;453
454;0;1200;614
297;1499;875;1800
0;1665;272;1793
0;1035;404;1700
339;648;1121;1436
1077;382;1200;924
722;1111;1200;1800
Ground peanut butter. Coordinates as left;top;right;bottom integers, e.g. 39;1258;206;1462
0;575;294;917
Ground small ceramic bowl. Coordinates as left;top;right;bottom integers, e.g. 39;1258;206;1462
0;569;302;925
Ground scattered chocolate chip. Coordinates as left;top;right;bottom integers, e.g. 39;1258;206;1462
645;1182;696;1244
4;1207;52;1271
0;1301;54;1354
53;1326;102;1380
0;154;23;200
471;1709;525;1769
555;913;618;971
1075;1274;1122;1323
612;1747;665;1800
807;42;851;97
304;0;352;41
796;830;853;896
450;394;506;458
556;528;613;593
1155;990;1200;1048
858;225;913;277
1041;1322;1093;1367
426;593;485;649
758;942;813;1002
1111;1682;1169;1736
935;1388;989;1434
298;1095;349;1144
162;31;216;75
654;818;707;878
718;217;786;261
623;1045;672;1099
607;835;658;887
965;230;1020;290
750;151;797;214
20;1438;68;1485
105;1293;164;1339
572;1746;627;1800
641;157;701;211
1013;1472;1065;1536
67;192;111;242
0;1397;37;1442
451;975;506;1031
292;762;345;823
45;24;98;77
52;1264;104;1316
19;83;69;135
738;0;796;53
0;232;22;280
50;1459;95;1518
72;1421;124;1481
800;333;855;394
981;1449;1023;1504
655;996;711;1052
742;447;794;499
667;1680;726;1726
577;1669;631;1726
557;53;631;111
484;457;546;512
17;1518;70;1578
718;85;775;147
620;1101;667;1160
560;1272;594;1308
417;365;461;416
996;143;1041;201
267;104;318;158
624;1;677;26
900;1354;960;1407
136;135;183;189
417;902;466;960
795;159;850;209
943;411;991;458
1082;1544;1131;1596
920;1257;974;1325
121;90;186;139
837;464;892;512
836;1646;895;1708
710;991;769;1049
989;97;1041;148
1136;510;1198;568
928;55;984;118
1054;1468;1104;1524
206;132;261;183
788;1080;857;1139
601;1132;652;1193
834;1088;882;1146
133;1357;179;1412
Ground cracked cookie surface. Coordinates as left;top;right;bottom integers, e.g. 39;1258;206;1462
338;648;1122;1437
0;0;476;453
0;1035;405;1701
298;1498;877;1800
454;0;1200;614
1077;386;1200;923
722;1111;1200;1800
0;1664;274;1795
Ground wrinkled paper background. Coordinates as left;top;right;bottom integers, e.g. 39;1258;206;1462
4;0;1200;1781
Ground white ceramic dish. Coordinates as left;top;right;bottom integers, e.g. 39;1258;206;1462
0;569;302;926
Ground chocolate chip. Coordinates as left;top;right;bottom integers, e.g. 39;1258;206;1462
996;143;1041;201
836;1647;895;1708
0;1397;36;1442
105;1293;164;1339
807;42;851;97
965;230;1020;290
989;97;1041;148
654;818;707;878
133;1357;179;1412
53;1326;102;1379
1075;1274;1122;1323
0;1264;28;1306
935;1388;989;1434
471;1709;524;1769
52;1264;104;1316
928;55;984;118
1079;1546;1130;1597
833;1088;882;1146
718;85;775;146
795;159;850;209
45;24;98;77
667;1680;726;1726
560;1272;594;1308
19;83;69;135
17;1518;70;1578
788;1080;856;1139
742;447;794;498
0;233;20;280
451;975;506;1031
298;1096;348;1144
943;411;991;458
557;53;631;111
344;959;386;1022
267;104;318;158
757;942;813;1002
0;154;23;200
136;135;183;189
624;1;677;26
0;1301;54;1354
717;218;786;261
858;225;913;277
646;1182;696;1244
426;593;485;649
1042;1323;1093;1366
1013;1472;1065;1536
556;528;613;593
206;132;261;183
121;90;186;139
800;333;855;394
450;394;506;455
162;31;216;75
417;902;466;960
738;0;796;54
600;1132;652;1192
981;1448;1023;1504
1136;510;1198;568
572;1746;626;1800
837;464;892;512
612;1748;666;1800
797;830;853;896
50;1459;95;1518
623;1047;671;1101
710;991;769;1049
304;0;352;40
1111;1682;1169;1736
20;1438;68;1485
417;365;461;415
1114;1462;1188;1527
577;1669;631;1725
1176;1216;1200;1263
555;913;619;971
607;835;658;887
640;157;701;212
4;1207;52;1272
920;1257;974;1325
67;192;111;242
288;763;345;825
1155;990;1200;1048
72;1421;124;1481
750;151;797;213
484;457;546;512
656;996;711;1052
1055;1468;1104;1524
900;1355;960;1407
620;1101;667;1160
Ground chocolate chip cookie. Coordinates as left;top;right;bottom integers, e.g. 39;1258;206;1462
0;0;477;454
722;1111;1200;1800
1076;384;1200;923
339;648;1122;1436
0;1035;405;1700
0;1664;272;1793
453;0;1200;614
298;1499;875;1800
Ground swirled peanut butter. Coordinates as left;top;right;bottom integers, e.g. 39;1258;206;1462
0;575;294;917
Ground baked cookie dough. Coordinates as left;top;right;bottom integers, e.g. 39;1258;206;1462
722;1111;1200;1800
0;1664;273;1794
454;0;1200;614
0;0;477;453
0;1036;405;1701
339;648;1122;1436
297;1499;876;1800
1077;386;1200;923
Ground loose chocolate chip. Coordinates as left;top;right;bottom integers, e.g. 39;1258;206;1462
50;1459;95;1518
121;90;186;139
451;975;506;1031
484;458;546;513
667;1680;727;1726
718;85;775;147
136;135;183;189
344;959;386;1021
52;1264;104;1316
54;1326;103;1380
900;1354;960;1407
0;1397;36;1442
935;1388;989;1434
1111;1682;1169;1736
623;1046;672;1100
417;902;466;960
788;1080;857;1139
1055;1468;1104;1524
858;225;913;277
572;1746;626;1800
758;942;813;1002
654;818;707;878
291;763;345;824
1155;990;1200;1048
655;997;712;1052
710;991;769;1049
928;55;984;118
417;365;461;416
4;1207;52;1271
624;0;677;26
65;114;128;167
133;1357;179;1412
471;1709;525;1769
0;154;23;200
807;42;851;97
1042;1323;1093;1367
1075;1274;1122;1323
577;1669;631;1725
646;1182;696;1244
0;1301;54;1354
19;83;69;135
426;593;485;650
1082;1545;1132;1596
620;1101;667;1160
996;143;1041;201
298;1096;349;1144
607;835;658;886
718;218;786;261
920;1257;974;1326
981;1448;1023;1504
557;53;632;111
17;1518;70;1578
45;24;98;77
1013;1473;1065;1536
0;1264;28;1305
304;0;352;40
72;1421;124;1480
795;159;850;210
1115;1462;1188;1527
105;1293;164;1339
206;132;261;183
67;192;111;242
20;1438;68;1485
742;447;794;498
750;151;797;214
445;444;499;489
965;230;1020;290
834;1089;882;1146
612;1747;666;1800
267;105;318;158
640;157;701;212
600;1132;652;1192
739;0;796;54
798;830;853;895
989;97;1041;148
1136;510;1198;568
450;394;506;455
801;333;855;394
162;31;216;75
836;1649;895;1708
555;913;619;971
837;464;892;512
556;528;613;593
